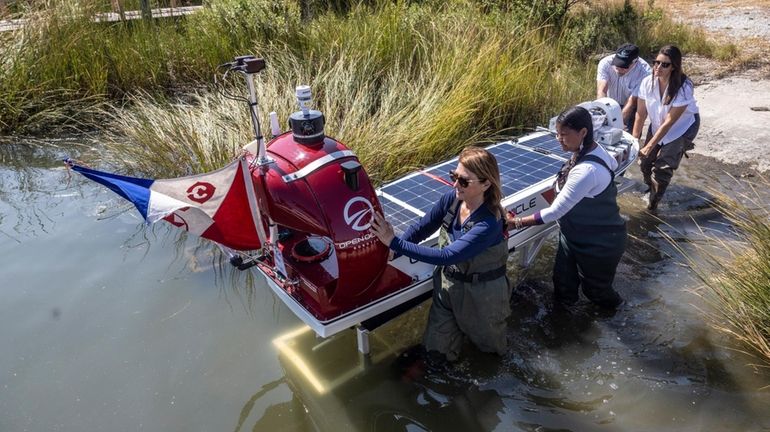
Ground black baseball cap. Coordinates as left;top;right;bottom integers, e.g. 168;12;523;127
612;43;639;68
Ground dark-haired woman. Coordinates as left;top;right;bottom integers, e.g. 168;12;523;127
633;45;700;211
507;106;626;310
370;147;510;362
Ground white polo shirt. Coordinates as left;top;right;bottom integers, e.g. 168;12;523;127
596;55;652;106
636;75;698;145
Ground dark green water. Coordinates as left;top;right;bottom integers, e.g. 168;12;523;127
1;140;769;431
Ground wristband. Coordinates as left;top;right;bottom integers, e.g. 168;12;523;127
514;217;523;229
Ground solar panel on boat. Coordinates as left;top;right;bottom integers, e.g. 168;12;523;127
516;132;572;159
379;172;453;216
378;194;423;237
378;164;454;236
378;136;567;237
488;142;565;196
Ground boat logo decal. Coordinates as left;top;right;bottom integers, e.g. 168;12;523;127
512;197;538;215
186;182;216;204
541;188;556;205
343;196;374;231
165;211;189;230
336;232;376;249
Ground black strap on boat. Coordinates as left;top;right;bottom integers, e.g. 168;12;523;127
443;264;507;283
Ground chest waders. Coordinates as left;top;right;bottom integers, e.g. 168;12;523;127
553;155;627;308
422;199;512;361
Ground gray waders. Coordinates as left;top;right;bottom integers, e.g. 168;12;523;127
554;155;627;309
640;114;700;210
423;200;511;361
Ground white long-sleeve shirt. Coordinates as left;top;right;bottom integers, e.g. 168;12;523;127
539;145;618;224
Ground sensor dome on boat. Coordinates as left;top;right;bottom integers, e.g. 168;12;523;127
289;85;326;145
579;97;624;130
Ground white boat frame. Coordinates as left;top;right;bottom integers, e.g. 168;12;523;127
260;129;639;354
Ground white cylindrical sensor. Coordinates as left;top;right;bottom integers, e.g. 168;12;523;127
269;111;281;137
296;85;312;116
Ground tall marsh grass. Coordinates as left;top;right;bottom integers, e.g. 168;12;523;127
105;2;597;179
666;181;770;371
0;0;725;136
0;0;300;132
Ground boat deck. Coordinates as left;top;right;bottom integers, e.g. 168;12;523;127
261;129;638;340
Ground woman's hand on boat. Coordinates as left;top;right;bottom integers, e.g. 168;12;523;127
639;143;655;158
371;211;395;247
505;210;517;230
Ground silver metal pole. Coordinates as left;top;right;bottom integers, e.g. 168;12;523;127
356;326;370;355
245;73;269;166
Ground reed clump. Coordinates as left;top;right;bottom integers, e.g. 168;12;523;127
100;0;705;180
666;181;770;371
0;0;724;138
0;0;301;133
104;2;594;179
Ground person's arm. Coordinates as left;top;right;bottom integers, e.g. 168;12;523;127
374;209;501;266
632;96;648;142
506;164;601;229
390;219;500;266
621;96;637;127
597;79;609;99
639;105;686;157
596;57;611;99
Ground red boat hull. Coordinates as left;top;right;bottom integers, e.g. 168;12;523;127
248;133;412;321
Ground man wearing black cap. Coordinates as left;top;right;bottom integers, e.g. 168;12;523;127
597;43;652;131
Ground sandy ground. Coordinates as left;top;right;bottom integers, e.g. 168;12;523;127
694;77;770;172
664;0;770;172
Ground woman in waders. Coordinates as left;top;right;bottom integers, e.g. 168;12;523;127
371;147;510;362
507;106;626;310
633;44;700;211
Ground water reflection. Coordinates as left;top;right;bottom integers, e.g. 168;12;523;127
0;138;98;241
3;141;770;431
249;324;507;431
235;158;770;431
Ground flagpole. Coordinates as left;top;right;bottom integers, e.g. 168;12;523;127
240;158;269;249
235;56;271;167
245;72;265;162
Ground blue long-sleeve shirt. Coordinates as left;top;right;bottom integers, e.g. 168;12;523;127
389;191;504;266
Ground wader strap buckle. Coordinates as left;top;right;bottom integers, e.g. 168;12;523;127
442;265;506;283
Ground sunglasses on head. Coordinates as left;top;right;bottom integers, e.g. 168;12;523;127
653;60;672;68
449;170;485;188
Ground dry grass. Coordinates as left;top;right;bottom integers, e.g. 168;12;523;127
663;177;770;372
0;0;730;136
101;8;594;180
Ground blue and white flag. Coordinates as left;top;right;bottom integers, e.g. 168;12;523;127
66;158;265;251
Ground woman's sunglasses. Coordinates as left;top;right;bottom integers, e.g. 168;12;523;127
449;170;485;188
652;60;672;68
